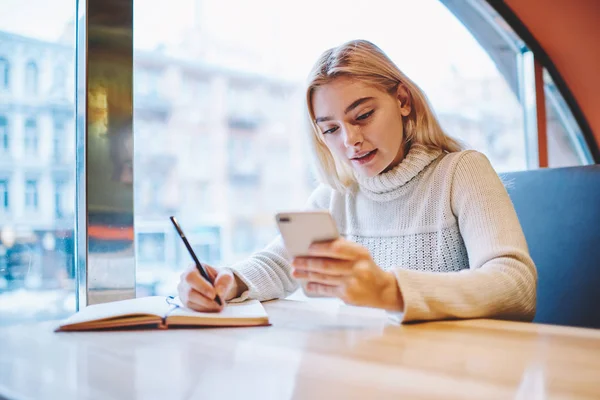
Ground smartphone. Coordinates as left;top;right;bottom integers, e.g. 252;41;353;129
275;210;340;298
275;210;340;257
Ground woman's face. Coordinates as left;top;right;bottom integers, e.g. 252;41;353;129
312;77;411;177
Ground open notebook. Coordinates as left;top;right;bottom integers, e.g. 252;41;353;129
56;296;270;331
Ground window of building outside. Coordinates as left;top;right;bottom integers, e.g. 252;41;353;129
54;180;65;218
24;118;39;154
53;120;65;162
0;57;8;89
25;179;39;211
0;116;8;151
134;0;582;297
0;3;76;325
0;179;8;210
25;61;39;95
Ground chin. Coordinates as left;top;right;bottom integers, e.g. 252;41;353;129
353;164;385;178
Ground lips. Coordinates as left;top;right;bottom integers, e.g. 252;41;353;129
349;149;377;165
350;150;376;160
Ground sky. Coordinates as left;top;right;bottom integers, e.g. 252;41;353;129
0;0;502;108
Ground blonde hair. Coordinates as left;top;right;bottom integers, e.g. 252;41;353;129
306;39;464;192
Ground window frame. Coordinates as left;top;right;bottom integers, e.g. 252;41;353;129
441;0;597;164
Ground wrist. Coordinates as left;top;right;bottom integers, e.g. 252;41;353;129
382;271;404;312
232;274;248;299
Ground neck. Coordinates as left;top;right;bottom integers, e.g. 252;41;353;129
383;142;412;173
357;143;442;201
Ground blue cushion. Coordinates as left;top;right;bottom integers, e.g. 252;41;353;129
503;165;600;329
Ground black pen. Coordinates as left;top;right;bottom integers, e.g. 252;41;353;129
169;216;223;306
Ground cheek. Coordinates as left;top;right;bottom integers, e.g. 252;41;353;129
323;136;345;156
369;115;401;148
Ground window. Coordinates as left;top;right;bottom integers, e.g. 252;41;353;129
25;179;38;210
0;116;8;151
25;61;38;94
543;70;594;167
232;219;255;254
54;180;65;218
188;226;221;265
135;68;161;96
137;233;166;263
24;118;38;154
0;57;8;89
0;179;8;210
440;0;593;168
227;85;259;124
134;0;532;295
53;120;65;162
53;64;66;96
0;1;74;326
228;133;260;180
133;0;595;298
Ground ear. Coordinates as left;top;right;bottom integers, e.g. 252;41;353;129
396;83;411;116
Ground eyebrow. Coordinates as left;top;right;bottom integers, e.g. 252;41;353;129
315;97;374;123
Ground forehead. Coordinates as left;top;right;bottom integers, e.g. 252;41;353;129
312;77;384;114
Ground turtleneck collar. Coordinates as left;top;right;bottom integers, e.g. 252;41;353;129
357;143;443;201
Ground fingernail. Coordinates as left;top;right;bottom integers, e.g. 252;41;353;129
294;258;305;267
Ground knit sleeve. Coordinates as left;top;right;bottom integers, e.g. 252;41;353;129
393;151;537;323
224;184;333;302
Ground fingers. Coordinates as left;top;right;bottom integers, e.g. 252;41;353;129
292;269;345;286
214;270;235;300
177;280;221;312
307;238;369;260
304;282;340;297
292;257;353;275
186;289;222;312
183;264;217;300
206;264;219;281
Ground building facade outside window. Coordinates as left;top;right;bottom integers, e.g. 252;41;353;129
23;118;39;154
0;179;9;211
0;57;8;89
24;179;38;211
0;116;8;152
25;61;38;95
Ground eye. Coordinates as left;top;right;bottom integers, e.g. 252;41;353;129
322;126;339;135
356;110;374;121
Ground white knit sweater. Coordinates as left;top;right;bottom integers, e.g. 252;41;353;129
226;144;538;323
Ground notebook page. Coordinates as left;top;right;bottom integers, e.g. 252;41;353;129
61;296;171;326
168;299;268;320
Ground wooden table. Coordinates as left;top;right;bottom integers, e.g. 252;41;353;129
1;299;599;399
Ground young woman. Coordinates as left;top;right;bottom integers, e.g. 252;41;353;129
177;40;537;323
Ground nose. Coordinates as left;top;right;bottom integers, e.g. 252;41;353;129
341;124;363;148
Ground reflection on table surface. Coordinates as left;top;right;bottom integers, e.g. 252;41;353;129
1;298;600;400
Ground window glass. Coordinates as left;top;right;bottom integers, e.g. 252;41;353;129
25;61;39;95
134;0;529;296
0;4;76;325
0;57;9;89
544;69;594;166
0;116;8;151
24;118;39;154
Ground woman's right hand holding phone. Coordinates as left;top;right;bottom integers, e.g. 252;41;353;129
177;264;243;312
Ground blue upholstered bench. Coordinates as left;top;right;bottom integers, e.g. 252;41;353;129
503;165;600;329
